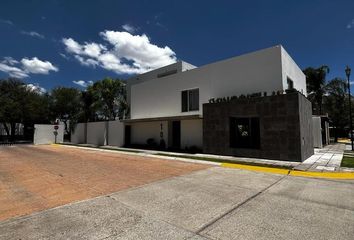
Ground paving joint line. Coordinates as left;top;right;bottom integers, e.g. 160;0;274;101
195;174;288;234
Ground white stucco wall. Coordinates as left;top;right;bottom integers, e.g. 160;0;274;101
181;119;203;149
281;47;307;95
108;120;124;147
312;117;322;148
71;123;85;144
130;121;168;146
33;124;64;145
86;121;107;146
129;45;299;120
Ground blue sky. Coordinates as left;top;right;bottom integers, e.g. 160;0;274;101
1;0;354;92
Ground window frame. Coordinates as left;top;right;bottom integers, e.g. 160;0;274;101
181;88;199;112
230;117;260;149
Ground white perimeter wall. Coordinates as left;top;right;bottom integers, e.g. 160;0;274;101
312;117;322;148
71;123;85;144
181;119;203;149
108;120;125;147
71;121;124;147
34;124;64;145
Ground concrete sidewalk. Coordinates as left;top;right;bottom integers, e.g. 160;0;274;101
295;144;346;172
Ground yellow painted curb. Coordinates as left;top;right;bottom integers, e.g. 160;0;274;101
51;144;60;147
290;170;354;179
221;163;290;175
221;163;354;179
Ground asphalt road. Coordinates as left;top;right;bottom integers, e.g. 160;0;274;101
1;161;353;240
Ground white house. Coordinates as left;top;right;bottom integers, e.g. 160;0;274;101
123;45;307;151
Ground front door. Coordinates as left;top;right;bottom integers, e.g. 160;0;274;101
124;125;131;146
172;121;181;149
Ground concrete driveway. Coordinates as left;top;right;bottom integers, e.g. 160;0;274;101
0;145;354;240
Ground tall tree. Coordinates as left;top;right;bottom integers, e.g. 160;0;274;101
90;78;128;120
303;65;330;115
50;87;81;136
0;78;51;141
323;78;348;141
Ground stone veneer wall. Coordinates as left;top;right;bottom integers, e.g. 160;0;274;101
203;92;313;162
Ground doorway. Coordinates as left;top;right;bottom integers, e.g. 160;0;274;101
172;121;181;149
124;125;131;146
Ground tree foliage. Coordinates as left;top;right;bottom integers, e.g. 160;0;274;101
0;77;128;141
303;65;330;115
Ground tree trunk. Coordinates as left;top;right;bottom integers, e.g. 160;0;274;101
2;123;10;136
10;122;16;142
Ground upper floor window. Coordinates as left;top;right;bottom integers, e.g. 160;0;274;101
182;88;199;112
287;77;294;90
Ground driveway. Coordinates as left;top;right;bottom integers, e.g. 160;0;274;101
0;145;354;240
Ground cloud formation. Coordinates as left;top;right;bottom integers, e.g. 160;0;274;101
0;57;58;78
347;19;354;29
20;31;45;39
73;80;93;87
122;24;138;33
0;19;13;25
62;30;176;75
27;83;46;94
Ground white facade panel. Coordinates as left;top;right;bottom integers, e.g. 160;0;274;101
130;121;168;146
129;45;295;120
33;124;64;145
181;119;203;149
108;120;125;147
86;121;106;146
281;47;307;95
71;123;85;144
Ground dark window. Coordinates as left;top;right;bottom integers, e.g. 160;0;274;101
181;89;199;112
287;77;294;89
230;117;260;149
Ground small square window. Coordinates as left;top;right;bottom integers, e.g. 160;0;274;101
230;117;260;149
181;89;199;112
287;77;294;90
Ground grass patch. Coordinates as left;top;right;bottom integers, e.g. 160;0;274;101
341;155;354;168
155;153;293;170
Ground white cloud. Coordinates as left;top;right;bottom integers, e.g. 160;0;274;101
73;80;93;87
26;83;46;94
122;24;138;33
20;31;45;39
0;63;29;78
0;19;13;25
347;19;354;29
0;57;58;78
62;30;176;75
21;57;58;74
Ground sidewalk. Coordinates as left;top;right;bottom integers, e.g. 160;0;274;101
294;144;346;172
61;142;352;172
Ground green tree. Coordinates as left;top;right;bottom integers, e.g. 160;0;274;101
0;78;51;141
323;78;348;141
303;66;330;115
50;87;81;136
89;78;128;120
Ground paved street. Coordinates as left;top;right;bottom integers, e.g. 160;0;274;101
0;145;208;221
0;145;354;239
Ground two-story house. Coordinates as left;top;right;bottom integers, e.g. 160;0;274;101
123;45;313;161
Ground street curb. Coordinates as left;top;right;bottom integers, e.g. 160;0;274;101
222;163;354;179
54;144;354;179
